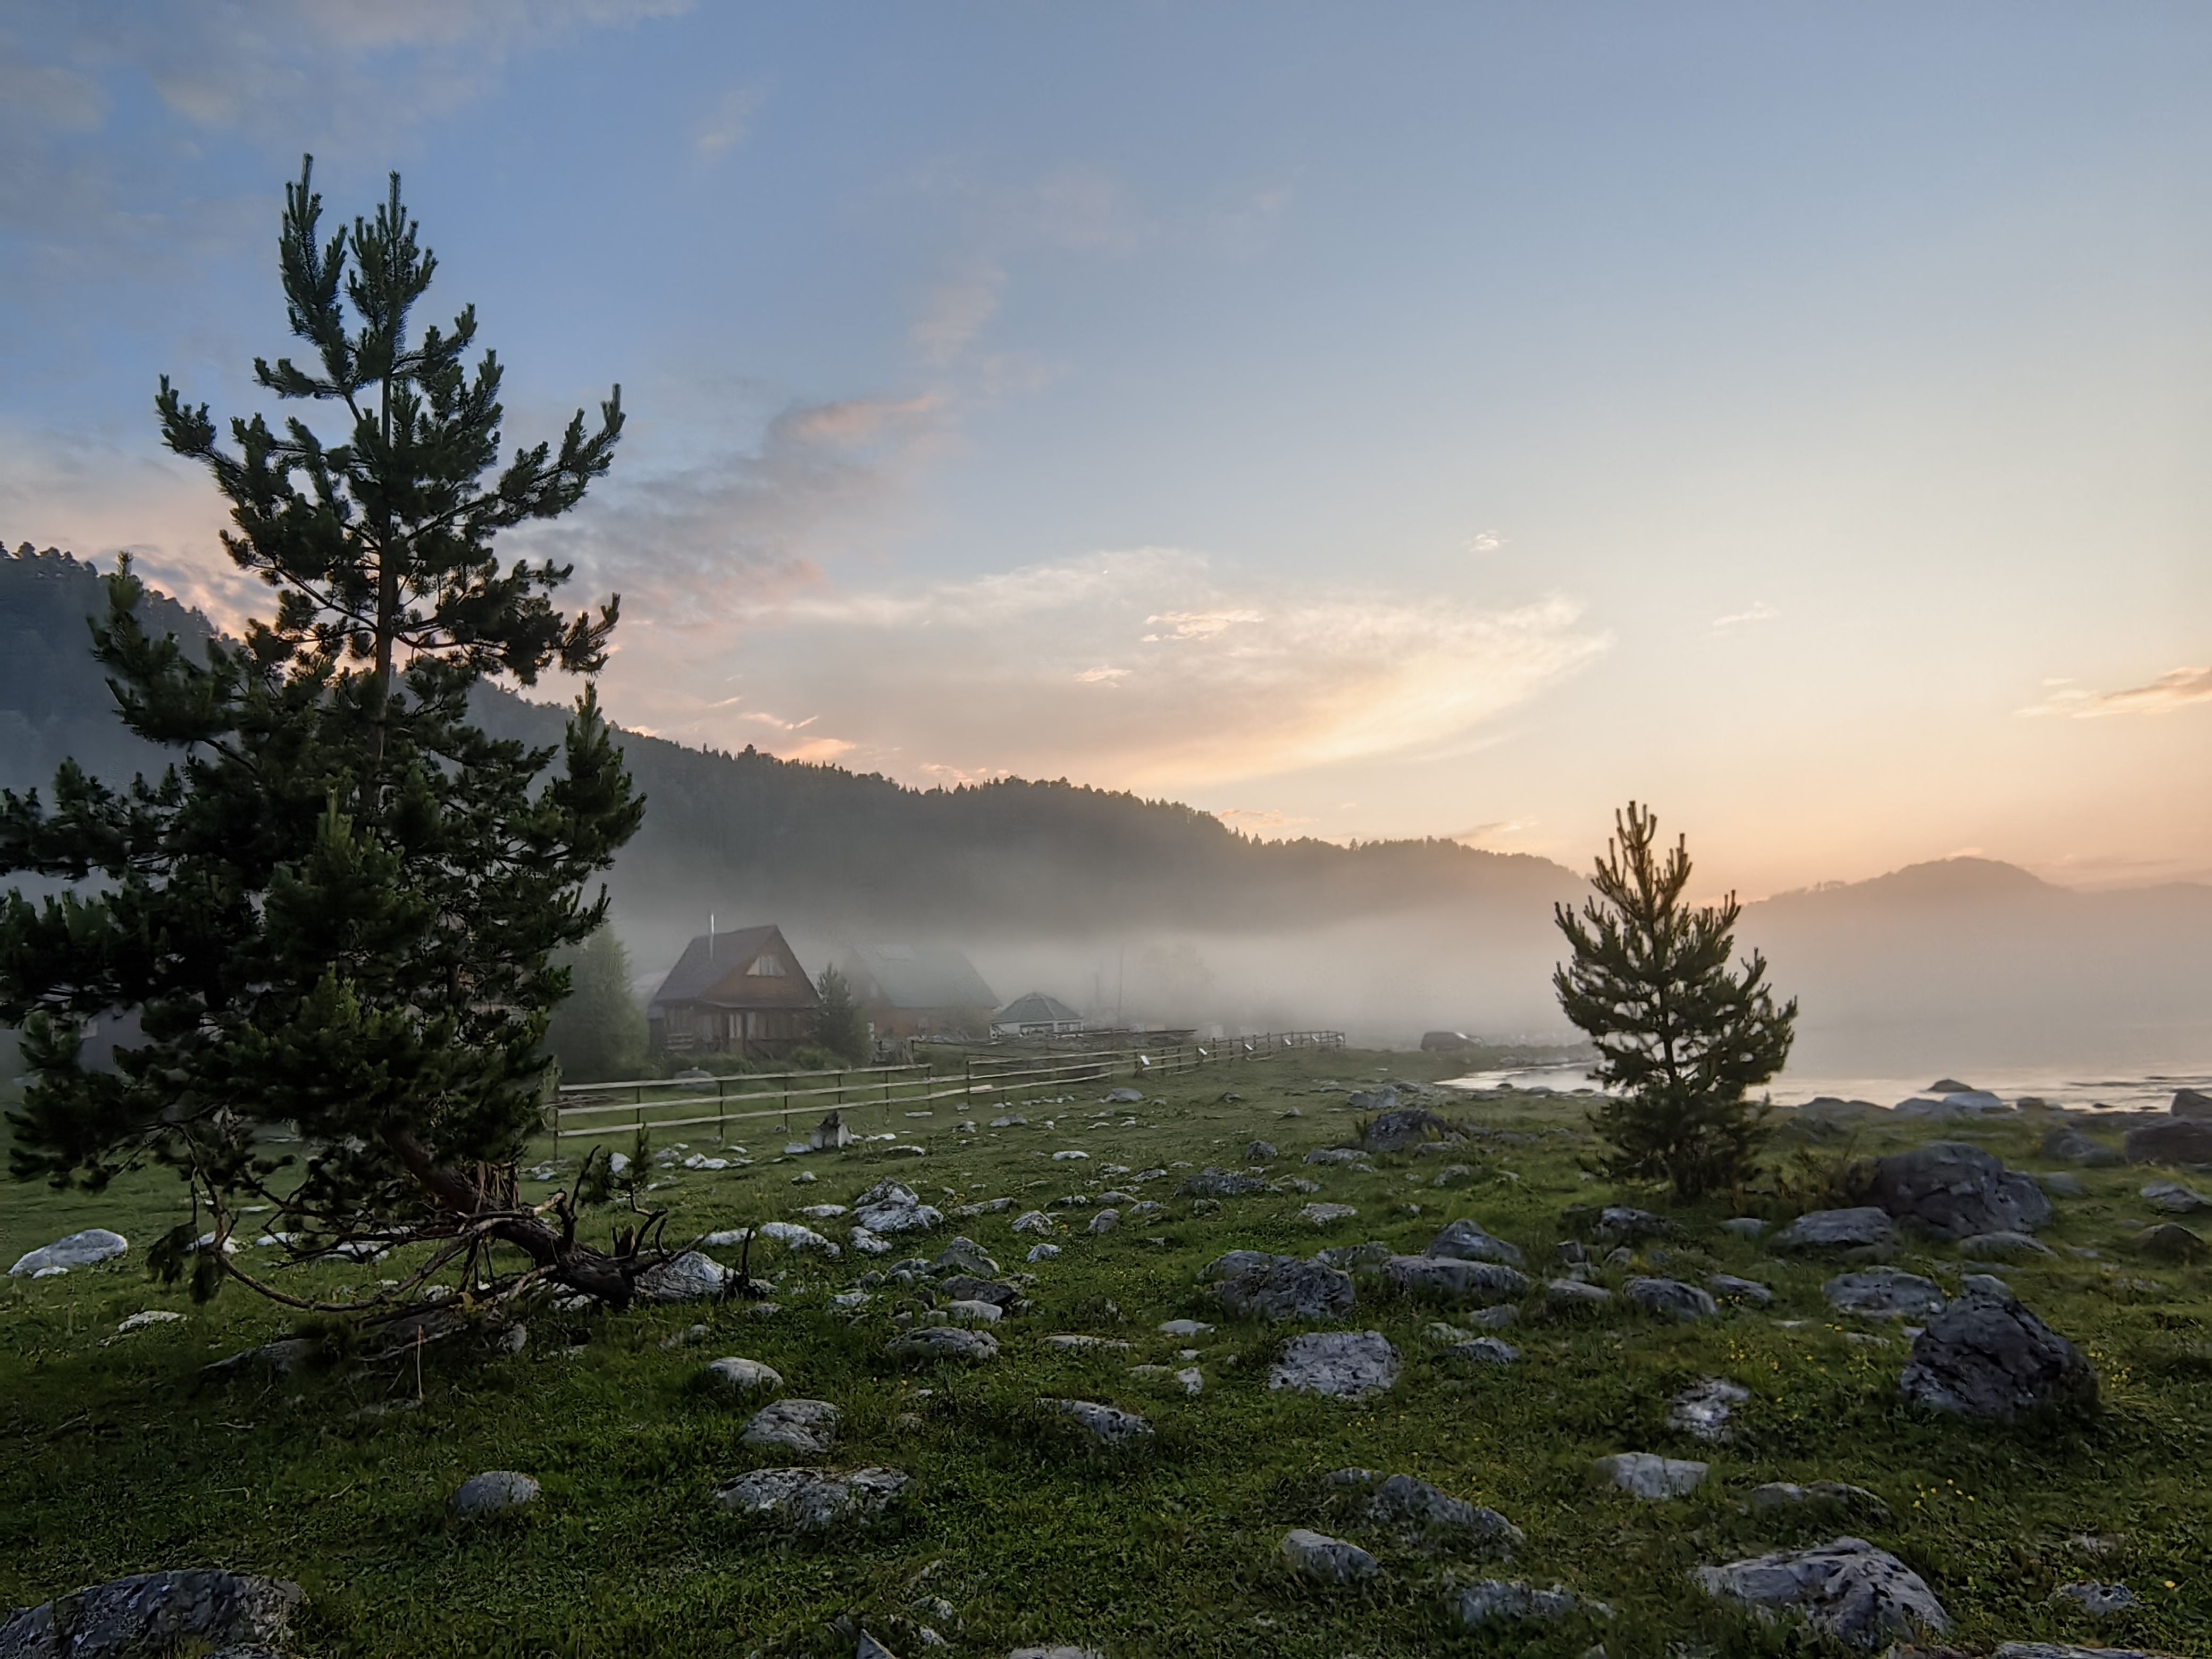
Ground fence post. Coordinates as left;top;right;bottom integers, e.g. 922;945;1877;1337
965;1055;973;1111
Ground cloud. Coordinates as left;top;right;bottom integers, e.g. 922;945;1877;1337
1711;600;1778;632
694;83;765;157
2018;665;2212;719
1465;530;1504;554
604;546;1610;790
912;270;1003;365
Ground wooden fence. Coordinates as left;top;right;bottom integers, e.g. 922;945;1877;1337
546;1029;1344;1152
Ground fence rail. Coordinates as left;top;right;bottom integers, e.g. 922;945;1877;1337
544;1030;1343;1151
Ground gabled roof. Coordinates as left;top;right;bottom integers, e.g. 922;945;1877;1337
650;925;816;1011
995;991;1084;1026
844;943;997;1011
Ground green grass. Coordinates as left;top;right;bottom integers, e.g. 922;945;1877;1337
2;1052;2207;1657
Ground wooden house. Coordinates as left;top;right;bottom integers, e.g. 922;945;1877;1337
841;943;997;1040
648;924;818;1056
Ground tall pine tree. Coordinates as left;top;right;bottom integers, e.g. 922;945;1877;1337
1553;802;1797;1198
0;157;649;1310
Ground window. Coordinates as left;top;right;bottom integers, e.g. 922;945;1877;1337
749;953;785;977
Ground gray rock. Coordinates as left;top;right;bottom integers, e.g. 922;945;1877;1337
1361;1107;1453;1152
1994;1646;2178;1659
1105;1087;1144;1104
1245;1140;1278;1163
1453;1580;1606;1626
1626;1276;1720;1322
1313;1241;1393;1270
1899;1279;2098;1421
7;1228;128;1278
1346;1085;1400;1112
1304;1148;1370;1167
1695;1536;1950;1649
853;1180;945;1235
1087;1209;1120;1236
1326;1468;1522;1551
1380;1254;1530;1304
1707;1273;1774;1306
1297;1203;1358;1227
1668;1378;1749;1443
855;1632;898;1659
2037;1170;2088;1197
1280;1528;1378;1584
713;1465;910;1530
2172;1086;2212;1119
1870;1141;2052;1238
939;1273;1021;1310
1721;1216;1769;1239
0;1570;303;1659
1772;1208;1899;1252
1158;1318;1213;1337
1823;1268;1946;1318
741;1398;840;1456
1546;1277;1613;1309
2129;1221;2208;1262
884;1327;1000;1363
707;1357;784;1394
1588;1206;1672;1244
2054;1582;2139;1618
1425;1217;1524;1267
1268;1330;1400;1398
453;1470;540;1516
1959;1229;2054;1259
2043;1123;2122;1166
943;1299;1003;1327
1748;1481;1889;1516
1593;1452;1706;1498
931;1237;1001;1277
1447;1337;1521;1365
1046;1397;1153;1447
203;1338;313;1379
1011;1210;1054;1236
636;1250;741;1304
1176;1167;1272;1199
2140;1180;2211;1214
1214;1256;1357;1322
2123;1118;2212;1166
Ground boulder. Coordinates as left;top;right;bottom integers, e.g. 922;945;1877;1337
1087;1209;1120;1236
0;1571;303;1658
1868;1141;2051;1238
1668;1378;1749;1443
1545;1278;1612;1309
1361;1107;1453;1153
8;1229;129;1278
884;1327;1000;1363
1823;1269;1946;1319
1453;1580;1607;1627
1280;1528;1377;1584
1706;1273;1774;1306
1899;1278;2098;1421
2172;1086;2212;1120
2043;1124;2122;1166
1346;1085;1399;1112
1176;1167;1272;1199
1626;1277;1719;1322
714;1465;910;1531
1313;1241;1392;1270
2140;1180;2211;1214
1958;1230;2054;1260
1587;1206;1672;1245
2054;1582;2138;1618
1011;1211;1054;1236
1424;1218;1524;1267
1105;1087;1143;1104
636;1251;741;1304
1695;1536;1949;1649
938;1273;1021;1310
943;1299;1002;1327
1721;1216;1769;1239
1327;1468;1522;1552
756;1221;841;1259
1268;1331;1399;1398
1748;1481;1888;1518
1379;1255;1529;1305
1214;1256;1357;1322
741;1398;840;1456
2129;1222;2207;1262
1298;1203;1358;1228
1593;1452;1706;1499
1304;1148;1370;1167
2123;1119;2212;1166
1447;1337;1521;1365
1771;1208;1898;1253
1245;1141;1278;1163
853;1181;944;1235
453;1471;540;1516
706;1357;783;1394
1046;1398;1152;1447
930;1237;1000;1277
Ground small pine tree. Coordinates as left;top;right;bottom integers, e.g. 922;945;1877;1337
811;966;869;1065
1552;802;1797;1198
545;924;647;1083
0;157;647;1311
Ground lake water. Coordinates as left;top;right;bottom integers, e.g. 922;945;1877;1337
1434;1063;2211;1114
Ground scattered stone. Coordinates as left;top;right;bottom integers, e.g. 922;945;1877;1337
1280;1528;1378;1584
1587;1206;1672;1245
2042;1123;2122;1166
2123;1119;2212;1166
2140;1180;2211;1214
1173;1366;1202;1394
1772;1208;1899;1253
1823;1269;1946;1319
854;1181;945;1235
1748;1481;1889;1517
637;1251;742;1304
1668;1378;1749;1443
1304;1149;1370;1167
1087;1209;1120;1236
1899;1278;2098;1421
1105;1087;1143;1104
1959;1229;2054;1259
714;1465;910;1530
1695;1537;1950;1649
2128;1221;2208;1262
1313;1241;1392;1270
204;1338;313;1378
1327;1467;1522;1551
1722;1216;1769;1239
1594;1452;1706;1499
115;1310;186;1334
1425;1217;1524;1267
707;1356;783;1393
1431;1164;1474;1187
943;1299;1003;1327
1215;1255;1358;1322
1052;1150;1088;1163
1346;1085;1399;1112
1298;1202;1358;1227
953;1196;1015;1218
884;1327;1000;1363
1546;1278;1613;1309
1626;1277;1720;1322
931;1237;1001;1276
453;1471;540;1516
1026;1244;1061;1262
2054;1582;2139;1618
850;1227;892;1256
1177;1167;1272;1198
800;1203;849;1220
830;1289;874;1313
0;1570;303;1658
1269;1330;1400;1398
1012;1211;1054;1236
1246;1141;1278;1163
8;1228;128;1278
1041;1334;1131;1352
1362;1107;1454;1153
1447;1337;1520;1366
1706;1273;1774;1306
756;1221;841;1259
1870;1142;2052;1238
741;1397;839;1456
1453;1580;1606;1627
1047;1397;1153;1447
987;1116;1026;1129
1381;1255;1530;1304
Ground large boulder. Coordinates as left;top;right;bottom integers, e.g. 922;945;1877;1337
1695;1537;1949;1649
1625;1277;1719;1322
1867;1142;2051;1238
1770;1208;1898;1253
636;1251;742;1304
0;1571;303;1658
2172;1087;2212;1120
1898;1277;2097;1421
453;1471;540;1516
2125;1119;2212;1166
1268;1331;1399;1398
853;1181;944;1235
741;1399;840;1456
2041;1124;2120;1166
1379;1255;1529;1305
1214;1256;1357;1322
1823;1268;1946;1319
1424;1218;1524;1267
7;1229;128;1278
1593;1452;1706;1499
1361;1107;1454;1153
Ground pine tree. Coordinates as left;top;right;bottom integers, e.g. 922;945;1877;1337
544;924;647;1083
811;966;870;1066
0;156;650;1311
1552;802;1797;1198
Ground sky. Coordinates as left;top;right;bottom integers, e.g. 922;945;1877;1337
2;2;2207;898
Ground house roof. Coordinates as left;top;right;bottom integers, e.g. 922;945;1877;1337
844;943;997;1011
650;925;817;1011
995;991;1084;1026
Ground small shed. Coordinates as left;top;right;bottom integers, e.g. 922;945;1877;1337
992;991;1087;1039
842;943;997;1040
648;924;819;1057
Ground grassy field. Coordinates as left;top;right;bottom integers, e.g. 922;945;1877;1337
2;1049;2206;1658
